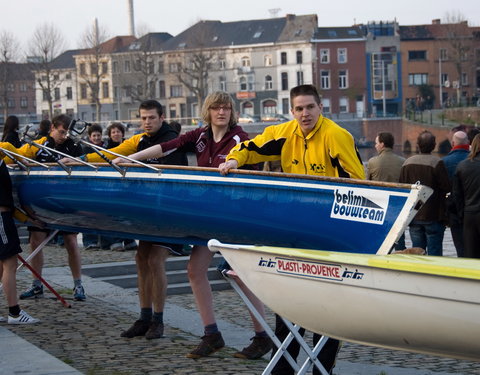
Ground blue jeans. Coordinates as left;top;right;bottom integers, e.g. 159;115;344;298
409;221;445;256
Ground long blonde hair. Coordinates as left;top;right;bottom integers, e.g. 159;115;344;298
201;91;237;129
469;133;480;161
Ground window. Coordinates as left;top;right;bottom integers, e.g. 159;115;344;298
54;88;60;100
281;72;288;91
296;71;304;86
239;77;247;91
441;73;448;85
124;60;131;73
80;84;87;99
321;70;330;89
296;51;303;64
158;61;164;74
265;75;273;90
248;75;255;91
440;48;448;61
7;84;14;92
149;63;154;74
159;80;165;98
20;97;28;108
90;63;97;75
408;73;428;85
102;82;109;98
19;83;27;92
149;81;155;97
339;97;348;113
7;99;14;108
42;89;48;101
102;62;108;74
219;76;226;91
264;55;272;66
66;73;72;80
54;74;59;80
408;50;427;61
219;59;226;69
338;70;348;89
66;87;73;100
322;98;331;113
320;49;330;64
169;63;180;73
112;61;118;73
338;48;347;63
241;56;250;67
170;85;183;97
461;72;468;86
114;86;119;99
281;52;287;65
282;98;289;114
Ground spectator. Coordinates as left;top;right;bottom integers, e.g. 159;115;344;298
452;134;480;258
37;119;51;139
367;132;405;249
399;131;451;256
442;131;470;257
1;115;21;148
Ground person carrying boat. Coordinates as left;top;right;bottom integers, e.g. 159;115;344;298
0;159;39;324
0;114;87;302
112;91;274;360
219;84;365;375
74;100;188;340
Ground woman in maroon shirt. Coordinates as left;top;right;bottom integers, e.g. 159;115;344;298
114;91;272;360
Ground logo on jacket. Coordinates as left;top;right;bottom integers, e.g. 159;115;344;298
196;140;207;153
330;187;388;225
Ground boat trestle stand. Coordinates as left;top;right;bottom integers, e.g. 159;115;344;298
221;269;330;375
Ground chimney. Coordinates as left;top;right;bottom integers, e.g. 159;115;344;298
127;0;135;36
432;19;441;25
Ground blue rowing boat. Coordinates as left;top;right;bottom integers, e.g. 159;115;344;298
8;162;431;254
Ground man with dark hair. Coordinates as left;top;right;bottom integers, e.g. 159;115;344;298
399;131;451;256
220;84;364;375
1;114;87;301
443;131;470;257
367;132;405;249
78;100;187;340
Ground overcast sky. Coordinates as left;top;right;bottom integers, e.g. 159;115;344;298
2;0;478;57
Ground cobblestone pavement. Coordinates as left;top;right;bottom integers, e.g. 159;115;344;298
2;230;480;375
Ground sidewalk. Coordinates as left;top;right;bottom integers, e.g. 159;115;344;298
1;231;479;375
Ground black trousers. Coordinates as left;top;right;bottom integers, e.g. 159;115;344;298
464;212;480;258
271;314;340;375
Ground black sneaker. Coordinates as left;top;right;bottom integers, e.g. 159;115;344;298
19;285;44;300
186;332;225;358
145;321;164;339
234;336;273;359
120;320;150;338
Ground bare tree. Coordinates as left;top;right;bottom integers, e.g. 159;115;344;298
78;20;110;121
0;30;21;120
177;48;215;110
28;23;66;119
443;11;472;105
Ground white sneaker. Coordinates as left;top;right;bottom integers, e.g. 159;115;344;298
0;316;5;322
8;310;39;324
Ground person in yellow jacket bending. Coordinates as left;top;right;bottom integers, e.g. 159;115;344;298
219;84;364;375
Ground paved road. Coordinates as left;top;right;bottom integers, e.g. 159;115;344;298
1;230;479;374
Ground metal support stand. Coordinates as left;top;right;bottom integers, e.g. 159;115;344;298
221;270;329;375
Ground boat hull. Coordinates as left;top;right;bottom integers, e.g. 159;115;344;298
10;164;431;253
209;240;480;361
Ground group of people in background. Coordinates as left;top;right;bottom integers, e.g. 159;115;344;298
1;83;479;375
367;126;480;258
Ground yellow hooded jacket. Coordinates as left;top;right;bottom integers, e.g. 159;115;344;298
226;115;365;179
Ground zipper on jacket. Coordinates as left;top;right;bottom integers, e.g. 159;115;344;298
303;137;308;174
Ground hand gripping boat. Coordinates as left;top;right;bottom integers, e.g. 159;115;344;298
209;240;480;361
6;157;431;254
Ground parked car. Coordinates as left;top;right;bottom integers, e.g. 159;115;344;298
238;114;261;124
261;113;291;123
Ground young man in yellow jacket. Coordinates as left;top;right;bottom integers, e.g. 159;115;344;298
219;84;364;375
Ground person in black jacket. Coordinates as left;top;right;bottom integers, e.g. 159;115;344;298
1;115;21;148
0;159;39;324
453;134;480;258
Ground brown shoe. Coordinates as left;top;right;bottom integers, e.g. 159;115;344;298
145;321;164;339
234;336;274;359
186;332;225;358
120;319;150;338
